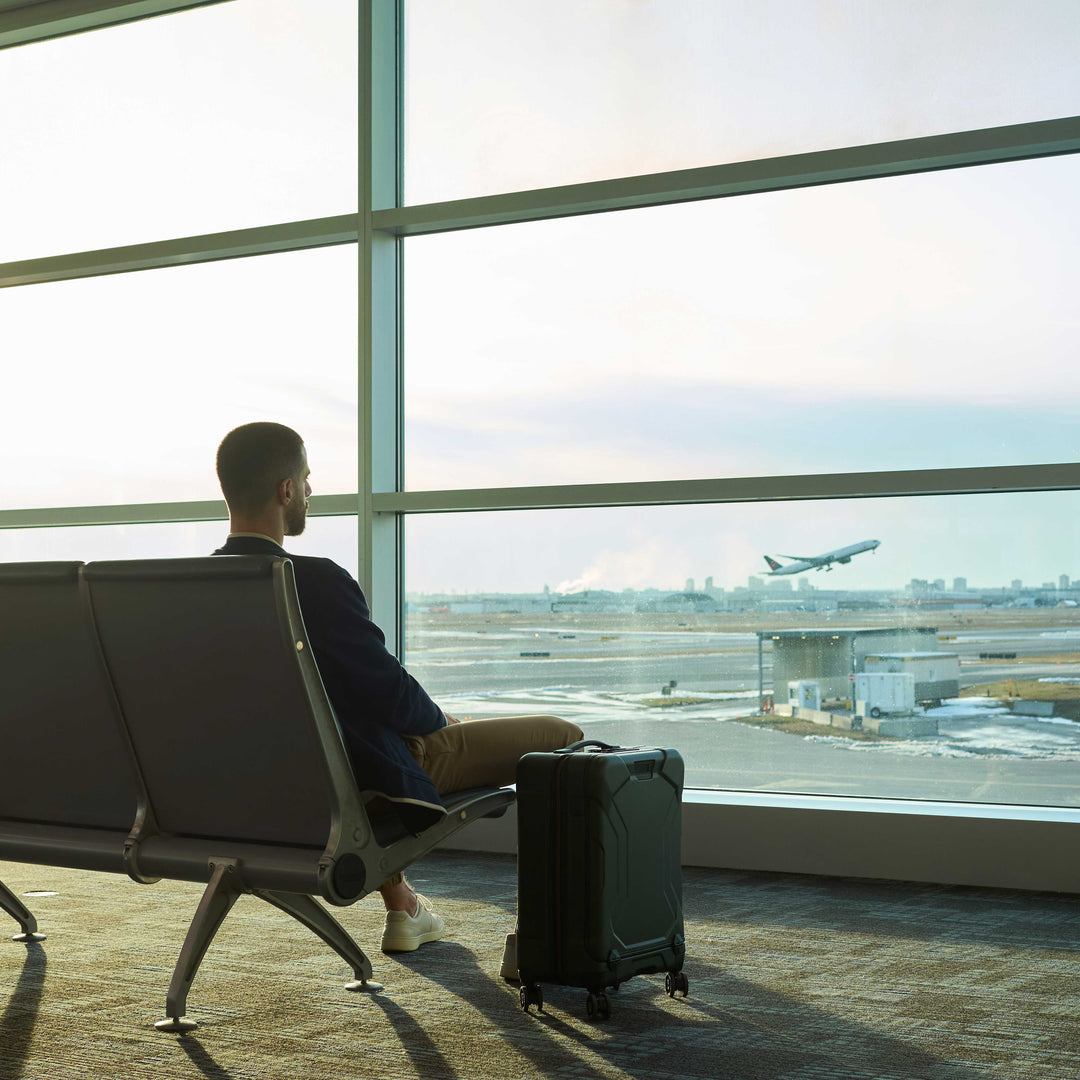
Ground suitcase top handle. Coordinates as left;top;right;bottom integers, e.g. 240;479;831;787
556;739;624;754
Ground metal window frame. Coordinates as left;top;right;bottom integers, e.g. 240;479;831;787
0;0;232;50
360;0;403;648
0;494;358;530
2;0;1080;890
0;216;358;288
0;5;1074;602
374;116;1080;237
370;463;1080;515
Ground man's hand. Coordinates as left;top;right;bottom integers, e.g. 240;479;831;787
443;713;461;725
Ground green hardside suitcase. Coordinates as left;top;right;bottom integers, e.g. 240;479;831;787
515;740;687;1019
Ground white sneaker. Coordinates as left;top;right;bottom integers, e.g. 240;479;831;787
500;931;519;981
381;893;445;953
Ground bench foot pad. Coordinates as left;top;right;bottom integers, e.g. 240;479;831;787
12;932;46;943
345;979;383;993
155;1016;198;1032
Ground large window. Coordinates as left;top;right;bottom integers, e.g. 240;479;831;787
403;493;1080;805
4;1;1080;888
0;0;359;578
392;0;1080;822
3;246;358;510
404;153;1080;489
0;0;358;261
405;0;1080;202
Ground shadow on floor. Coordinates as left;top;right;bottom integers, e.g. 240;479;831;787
383;941;990;1080
0;941;47;1080
175;1033;241;1080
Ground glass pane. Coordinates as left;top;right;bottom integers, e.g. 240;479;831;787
405;0;1080;203
404;493;1080;807
0;0;357;261
405;154;1080;489
0;516;359;580
2;246;358;510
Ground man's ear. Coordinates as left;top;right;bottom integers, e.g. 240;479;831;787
277;476;294;506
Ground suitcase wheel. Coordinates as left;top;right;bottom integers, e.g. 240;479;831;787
520;983;544;1014
585;991;610;1020
665;971;690;998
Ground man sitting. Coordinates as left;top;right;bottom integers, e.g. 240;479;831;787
213;422;582;954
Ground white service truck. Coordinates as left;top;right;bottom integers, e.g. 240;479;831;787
862;652;960;708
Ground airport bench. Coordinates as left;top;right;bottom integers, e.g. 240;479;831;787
0;557;513;1031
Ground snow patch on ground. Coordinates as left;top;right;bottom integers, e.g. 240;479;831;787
437;688;1080;760
809;697;1080;760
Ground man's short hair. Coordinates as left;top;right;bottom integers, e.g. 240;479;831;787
216;422;306;515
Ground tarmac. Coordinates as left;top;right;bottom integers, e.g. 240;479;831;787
405;615;1080;808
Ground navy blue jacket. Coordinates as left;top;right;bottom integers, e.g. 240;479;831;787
213;535;447;831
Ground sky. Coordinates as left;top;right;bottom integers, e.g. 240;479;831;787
403;156;1080;489
1;0;1078;596
402;492;1080;597
0;1;358;261
404;0;1080;203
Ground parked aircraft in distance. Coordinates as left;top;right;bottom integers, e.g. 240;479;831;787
763;539;881;576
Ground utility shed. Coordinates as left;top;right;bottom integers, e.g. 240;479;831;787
761;627;940;703
862;652;961;706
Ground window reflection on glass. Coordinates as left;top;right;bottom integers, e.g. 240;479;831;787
403;494;1080;806
2;246;358;511
404;155;1080;488
405;0;1080;203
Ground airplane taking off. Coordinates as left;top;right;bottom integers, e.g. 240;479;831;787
763;539;880;576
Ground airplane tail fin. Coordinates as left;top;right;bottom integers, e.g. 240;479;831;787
764;556;782;571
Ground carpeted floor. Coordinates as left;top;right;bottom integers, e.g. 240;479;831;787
1;852;1078;1080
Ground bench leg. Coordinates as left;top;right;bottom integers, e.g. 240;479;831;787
255;890;383;993
155;859;243;1033
1;878;45;943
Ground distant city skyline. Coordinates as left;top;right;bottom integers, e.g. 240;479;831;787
407;574;1080;600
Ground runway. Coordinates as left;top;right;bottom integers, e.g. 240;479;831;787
406;617;1080;694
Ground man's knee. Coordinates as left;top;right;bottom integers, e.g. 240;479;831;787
413;714;585;795
529;714;584;749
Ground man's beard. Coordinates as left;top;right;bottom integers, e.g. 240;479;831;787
284;499;308;537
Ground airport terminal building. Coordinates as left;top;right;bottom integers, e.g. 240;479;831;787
2;6;1079;1064
1;0;1076;888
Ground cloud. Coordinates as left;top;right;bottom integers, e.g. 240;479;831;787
555;539;684;593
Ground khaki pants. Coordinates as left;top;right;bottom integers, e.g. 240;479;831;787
403;714;584;795
380;715;582;890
